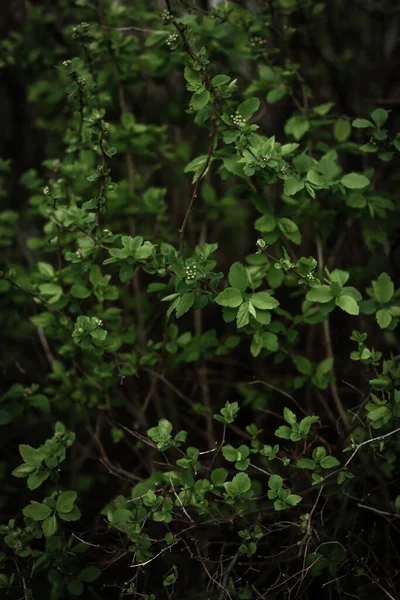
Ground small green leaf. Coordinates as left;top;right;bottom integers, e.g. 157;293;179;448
275;425;292;439
236;302;250;328
334;119;351;142
192;89;210;111
228;263;249;293
237;97;260;120
215;288;243;308
341;173;369;189
80;567;101;583
176;292;195;318
268;475;283;491
306;286;332;303
286;494;302;507
42;515;58;537
70;284;90;299
373;272;394;304
255;214;276;232
283;178;304;196
23;502;52;521
319;456;340;469
336;295;359;315
283;407;296;426
370;108;388;128
210;468;228;486
352;118;373;128
376;308;392;329
346;193;366;208
56;491;77;514
369;377;390;390
251;292;279;310
296;458;316;470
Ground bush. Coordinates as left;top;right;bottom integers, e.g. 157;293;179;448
1;1;400;598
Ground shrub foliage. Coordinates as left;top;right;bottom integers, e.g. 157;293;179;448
1;0;400;598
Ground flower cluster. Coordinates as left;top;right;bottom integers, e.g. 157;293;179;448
231;113;246;127
185;265;197;281
166;33;179;48
161;9;174;22
249;36;265;48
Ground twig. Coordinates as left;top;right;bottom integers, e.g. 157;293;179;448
316;236;350;430
178;102;217;254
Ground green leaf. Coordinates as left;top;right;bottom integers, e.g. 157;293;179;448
23;502;52;521
371;108;388;128
293;355;313;375
352;118;373;128
368;406;391;421
346;193;366;208
334;119;351;142
56;491;77;514
283;177;304;196
42;515;58;537
228;262;249;292
192;89;210;111
255;214;276;232
80;567;101;583
224;472;252;495
314;102;335;115
286;494;302;507
237;97;260;120
336;295;359;315
222;445;239;462
284;115;310;141
19;445;44;467
27;470;49;490
376;308;392;329
330;269;349;286
70;284;90;299
215;287;243;308
268;474;283;491
306;286;332;303
281;143;299;156
176;292;195;318
236;302;250;328
275;425;292;439
11;463;35;478
369;377;390;390
277;218;300;244
372;272;394;303
250;292;279;310
58;505;81;521
341;173;369;189
283;407;296;426
296;458;316;470
320;456;340;469
210;468;228;486
306;170;325;187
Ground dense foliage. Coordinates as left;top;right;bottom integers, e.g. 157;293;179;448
1;0;400;598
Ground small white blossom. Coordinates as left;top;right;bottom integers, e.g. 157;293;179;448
161;9;174;22
43;186;50;195
231;112;246;127
63;60;72;67
166;33;179;47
